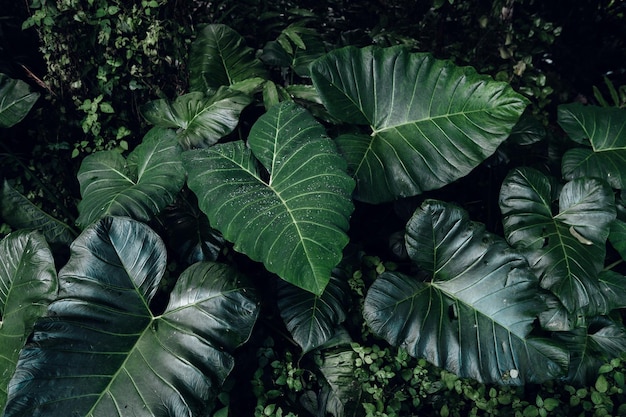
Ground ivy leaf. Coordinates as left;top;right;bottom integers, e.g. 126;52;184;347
140;89;252;149
499;167;616;313
364;200;567;385
183;101;355;295
77;127;185;228
0;231;57;411
310;46;527;203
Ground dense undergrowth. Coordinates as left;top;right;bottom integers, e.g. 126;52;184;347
2;1;626;416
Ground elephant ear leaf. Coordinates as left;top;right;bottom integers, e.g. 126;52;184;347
3;216;259;417
0;231;57;411
364;200;568;385
1;180;76;246
77;127;185;228
499;167;616;315
183;101;355;295
310;46;528;203
0;74;39;128
559;103;626;189
189;24;267;93
140;89;252;149
277;270;350;353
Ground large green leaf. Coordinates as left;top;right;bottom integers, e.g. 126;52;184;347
310;46;528;203
183;101;354;295
0;231;57;411
553;316;626;385
1;180;76;246
277;271;350;353
189;24;268;93
499;167;616;314
364;200;567;385
3;216;259;417
77;127;185;228
0;74;39;128
140;89;252;149
559;103;626;189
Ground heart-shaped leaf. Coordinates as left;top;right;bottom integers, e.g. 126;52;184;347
310;46;528;203
499;167;616;313
140;89;252;149
183;101;355;295
189;24;268;93
1;180;76;246
0;231;57;411
277;271;350;353
3;217;259;417
553;316;626;385
364;200;568;385
77;127;185;228
0;74;39;128
559;103;626;189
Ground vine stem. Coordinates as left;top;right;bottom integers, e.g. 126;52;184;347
604;258;623;271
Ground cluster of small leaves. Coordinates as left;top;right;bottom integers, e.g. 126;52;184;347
22;0;191;154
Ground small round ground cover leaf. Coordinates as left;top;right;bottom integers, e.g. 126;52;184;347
0;231;57;410
310;45;528;203
3;216;258;417
364;200;568;385
183;101;355;295
76;127;185;228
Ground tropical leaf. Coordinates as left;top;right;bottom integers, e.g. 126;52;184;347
0;74;39;128
261;25;326;77
363;200;568;385
1;180;76;246
553;316;626;385
140;89;252;149
76;127;185;228
317;346;362;417
559;103;626;189
0;231;57;411
499;167;616;313
183;101;354;295
3;217;259;417
160;191;225;266
310;46;528;203
189;24;268;93
277;271;350;353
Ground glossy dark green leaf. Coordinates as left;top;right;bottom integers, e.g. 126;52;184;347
499;167;616;313
310;46;528;203
553;316;626;385
559;103;626;188
3;217;258;417
140;89;252;149
364;200;567;385
0;74;39;128
318;346;362;417
1;180;76;246
0;231;57;411
277;272;350;353
261;26;326;77
77;127;185;228
189;24;268;93
184;102;355;295
160;191;225;266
